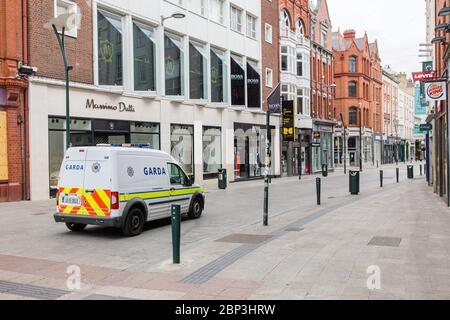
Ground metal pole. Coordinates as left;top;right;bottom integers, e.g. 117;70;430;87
171;204;181;264
263;110;270;226
380;170;383;188
52;25;71;150
340;113;347;174
316;177;321;205
360;109;363;172
396;167;399;183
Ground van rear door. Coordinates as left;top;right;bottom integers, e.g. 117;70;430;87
82;148;112;217
58;148;87;215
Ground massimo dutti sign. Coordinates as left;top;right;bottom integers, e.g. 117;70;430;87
85;99;136;113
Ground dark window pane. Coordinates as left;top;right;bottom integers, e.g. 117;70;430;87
133;24;155;91
247;62;261;108
189;43;205;99
165;35;182;95
211;50;224;103
349;81;357;97
98;11;123;86
349;108;357;125
231;57;245;106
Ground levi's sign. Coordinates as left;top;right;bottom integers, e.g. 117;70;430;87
86;99;136;113
412;71;436;82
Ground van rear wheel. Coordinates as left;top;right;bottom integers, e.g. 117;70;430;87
66;223;87;232
122;207;145;236
188;197;203;219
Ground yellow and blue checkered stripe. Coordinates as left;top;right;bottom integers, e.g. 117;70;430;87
119;187;204;202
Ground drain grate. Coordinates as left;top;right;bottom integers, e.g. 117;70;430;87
368;236;402;248
215;234;273;245
0;280;69;300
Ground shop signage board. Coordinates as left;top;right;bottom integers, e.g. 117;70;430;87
312;131;321;147
282;100;295;142
419;123;432;132
412;71;436;82
85;99;136;113
424;81;447;102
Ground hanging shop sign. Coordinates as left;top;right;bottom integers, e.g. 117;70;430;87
85;99;136;113
419;123;432;132
412;71;436;82
267;84;281;114
312;131;321;147
424;81;447;102
282;100;295;142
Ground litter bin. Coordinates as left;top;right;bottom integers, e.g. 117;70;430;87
349;170;360;195
218;168;227;189
407;165;414;179
322;164;328;177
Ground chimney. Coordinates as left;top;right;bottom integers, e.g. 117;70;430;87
343;29;356;39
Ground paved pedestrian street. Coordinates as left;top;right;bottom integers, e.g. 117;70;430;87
0;163;449;300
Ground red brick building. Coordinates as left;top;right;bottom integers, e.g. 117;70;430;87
310;0;335;171
0;0;29;202
332;29;382;166
261;0;280;109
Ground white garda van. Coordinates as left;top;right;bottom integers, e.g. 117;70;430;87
54;145;205;236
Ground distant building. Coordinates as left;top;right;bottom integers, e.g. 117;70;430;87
332;29;382;168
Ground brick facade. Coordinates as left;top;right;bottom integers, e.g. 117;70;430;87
261;0;280;110
310;0;334;121
332;29;381;131
279;0;310;38
0;0;29;202
28;0;93;84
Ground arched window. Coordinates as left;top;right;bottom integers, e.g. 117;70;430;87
349;107;358;125
296;19;304;36
349;56;357;73
348;81;357;97
280;10;290;30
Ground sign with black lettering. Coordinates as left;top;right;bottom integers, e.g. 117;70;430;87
282;100;295;142
86;99;136;113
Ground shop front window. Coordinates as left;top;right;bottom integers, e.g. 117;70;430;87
130;122;160;149
203;127;222;178
48;118;92;196
133;23;155;91
165;34;184;96
189;41;208;100
171;125;194;175
210;48;227;103
97;10;123;86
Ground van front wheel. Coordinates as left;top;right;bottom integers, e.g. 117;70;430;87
66;223;87;232
122;207;145;236
188;197;203;219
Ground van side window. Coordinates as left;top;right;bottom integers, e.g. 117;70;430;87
168;163;186;186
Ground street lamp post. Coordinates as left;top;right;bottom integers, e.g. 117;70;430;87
45;12;81;150
340;113;347;174
359;103;363;172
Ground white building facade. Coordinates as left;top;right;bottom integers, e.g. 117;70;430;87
28;0;281;200
279;9;311;176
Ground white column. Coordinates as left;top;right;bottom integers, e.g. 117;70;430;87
194;119;203;183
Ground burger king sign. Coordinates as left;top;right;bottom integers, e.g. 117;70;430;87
425;81;447;102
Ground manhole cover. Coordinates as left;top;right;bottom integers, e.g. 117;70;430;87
216;234;272;244
368;236;402;247
285;227;304;232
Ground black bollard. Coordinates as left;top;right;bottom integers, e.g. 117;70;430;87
316;177;321;205
396;168;399;183
380;170;383;188
171;204;181;264
420;165;423;176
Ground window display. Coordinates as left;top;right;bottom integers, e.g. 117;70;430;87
203;127;222;177
171;125;194;175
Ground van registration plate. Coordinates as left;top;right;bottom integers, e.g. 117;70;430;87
61;194;81;206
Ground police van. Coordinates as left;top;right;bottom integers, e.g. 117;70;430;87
53;145;205;236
